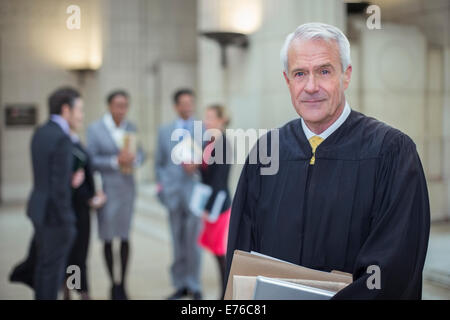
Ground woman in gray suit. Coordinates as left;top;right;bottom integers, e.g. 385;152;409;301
87;90;145;300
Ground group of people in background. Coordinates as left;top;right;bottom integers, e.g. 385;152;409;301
9;86;232;301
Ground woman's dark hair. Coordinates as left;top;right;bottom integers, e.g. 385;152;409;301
173;88;194;105
48;87;81;115
107;90;129;105
207;104;231;128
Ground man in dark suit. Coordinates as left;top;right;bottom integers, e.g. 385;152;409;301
27;87;83;299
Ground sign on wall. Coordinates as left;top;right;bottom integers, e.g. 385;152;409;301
4;105;37;127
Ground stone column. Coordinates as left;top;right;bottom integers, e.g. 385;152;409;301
443;46;450;220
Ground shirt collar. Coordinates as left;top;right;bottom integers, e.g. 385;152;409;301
103;112;126;130
70;132;80;143
176;117;194;129
301;101;351;141
50;115;70;136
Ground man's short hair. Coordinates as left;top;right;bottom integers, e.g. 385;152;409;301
173;88;194;105
280;22;351;74
48;87;81;115
107;90;129;105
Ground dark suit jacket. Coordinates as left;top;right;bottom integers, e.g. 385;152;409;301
27;120;75;227
72;141;95;212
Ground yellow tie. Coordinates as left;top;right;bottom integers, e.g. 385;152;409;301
309;136;324;165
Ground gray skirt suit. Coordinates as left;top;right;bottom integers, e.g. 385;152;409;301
86;117;145;241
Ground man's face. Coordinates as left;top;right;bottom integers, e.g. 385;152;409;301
109;95;129;125
283;38;352;128
68;98;84;132
175;94;194;120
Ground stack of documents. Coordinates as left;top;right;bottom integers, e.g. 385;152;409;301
225;250;353;300
171;136;203;164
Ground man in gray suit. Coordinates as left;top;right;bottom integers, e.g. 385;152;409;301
87;90;145;300
155;89;203;300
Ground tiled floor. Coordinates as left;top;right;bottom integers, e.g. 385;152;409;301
0;185;221;300
423;222;450;299
0;184;449;300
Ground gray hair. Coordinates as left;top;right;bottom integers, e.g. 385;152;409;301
280;22;351;74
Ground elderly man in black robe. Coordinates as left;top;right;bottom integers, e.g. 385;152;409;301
226;22;430;299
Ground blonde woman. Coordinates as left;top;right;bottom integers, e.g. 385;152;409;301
198;105;232;299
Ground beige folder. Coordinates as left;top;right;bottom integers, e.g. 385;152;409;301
225;250;353;300
123;132;137;155
121;133;137;175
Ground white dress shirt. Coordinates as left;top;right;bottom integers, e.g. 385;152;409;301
103;112;128;169
103;112;127;150
301;101;351;141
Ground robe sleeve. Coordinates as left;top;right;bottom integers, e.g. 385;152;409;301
333;133;430;299
225;157;261;284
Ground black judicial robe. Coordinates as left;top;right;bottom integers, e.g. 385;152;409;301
226;110;430;299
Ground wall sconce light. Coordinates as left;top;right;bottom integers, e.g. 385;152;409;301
59;2;102;86
200;31;248;68
346;1;371;15
69;67;99;86
66;35;102;86
199;0;261;68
